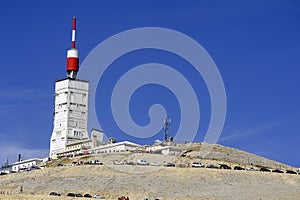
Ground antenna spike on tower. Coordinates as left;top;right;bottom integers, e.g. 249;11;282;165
66;16;79;79
71;17;76;48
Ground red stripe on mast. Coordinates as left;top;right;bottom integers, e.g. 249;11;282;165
72;17;76;30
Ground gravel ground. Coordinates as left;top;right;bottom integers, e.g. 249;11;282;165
0;164;299;200
1;143;299;200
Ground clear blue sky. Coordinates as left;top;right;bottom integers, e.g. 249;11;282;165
0;1;299;167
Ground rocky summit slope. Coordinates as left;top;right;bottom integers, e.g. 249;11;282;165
0;143;299;200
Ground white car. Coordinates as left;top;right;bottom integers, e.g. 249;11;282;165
92;160;102;165
191;162;204;168
137;159;149;165
93;194;105;199
113;160;124;165
150;162;160;166
246;167;258;171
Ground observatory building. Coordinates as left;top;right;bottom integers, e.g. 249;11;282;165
48;17;141;159
49;17;89;157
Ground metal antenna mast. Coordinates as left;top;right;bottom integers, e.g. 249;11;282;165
164;118;171;142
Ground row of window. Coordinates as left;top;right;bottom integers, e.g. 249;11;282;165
93;149;127;154
66;142;92;150
55;92;87;103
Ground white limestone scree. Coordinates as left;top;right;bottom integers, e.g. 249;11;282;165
50;78;89;157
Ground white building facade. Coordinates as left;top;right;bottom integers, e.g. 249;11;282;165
11;158;42;172
50;78;89;157
89;141;140;154
58;132;105;157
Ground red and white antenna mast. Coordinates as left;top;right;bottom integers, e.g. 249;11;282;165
66;16;79;79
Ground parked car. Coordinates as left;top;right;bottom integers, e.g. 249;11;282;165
206;164;218;169
219;164;231;169
0;171;8;175
137;159;149;165
83;193;92;198
246;167;258;171
191;162;204;168
164;162;175;167
67;193;76;197
260;167;271;172
93;194;105;199
150;162;160;166
56;163;64;167
114;160;124;165
95;160;102;165
234;166;245;170
75;193;83;197
272;169;284;173
49;192;60;196
90;160;103;165
118;196;129;200
75;153;84;157
125;161;136;165
286;170;297;174
70;161;78;166
30;166;40;170
19;168;28;172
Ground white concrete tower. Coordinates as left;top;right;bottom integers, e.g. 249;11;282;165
50;17;89;157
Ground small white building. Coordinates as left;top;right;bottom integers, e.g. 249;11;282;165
160;146;182;156
90;141;140;154
11;158;42;172
147;145;182;156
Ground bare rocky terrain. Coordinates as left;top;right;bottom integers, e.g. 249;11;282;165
0;143;299;200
